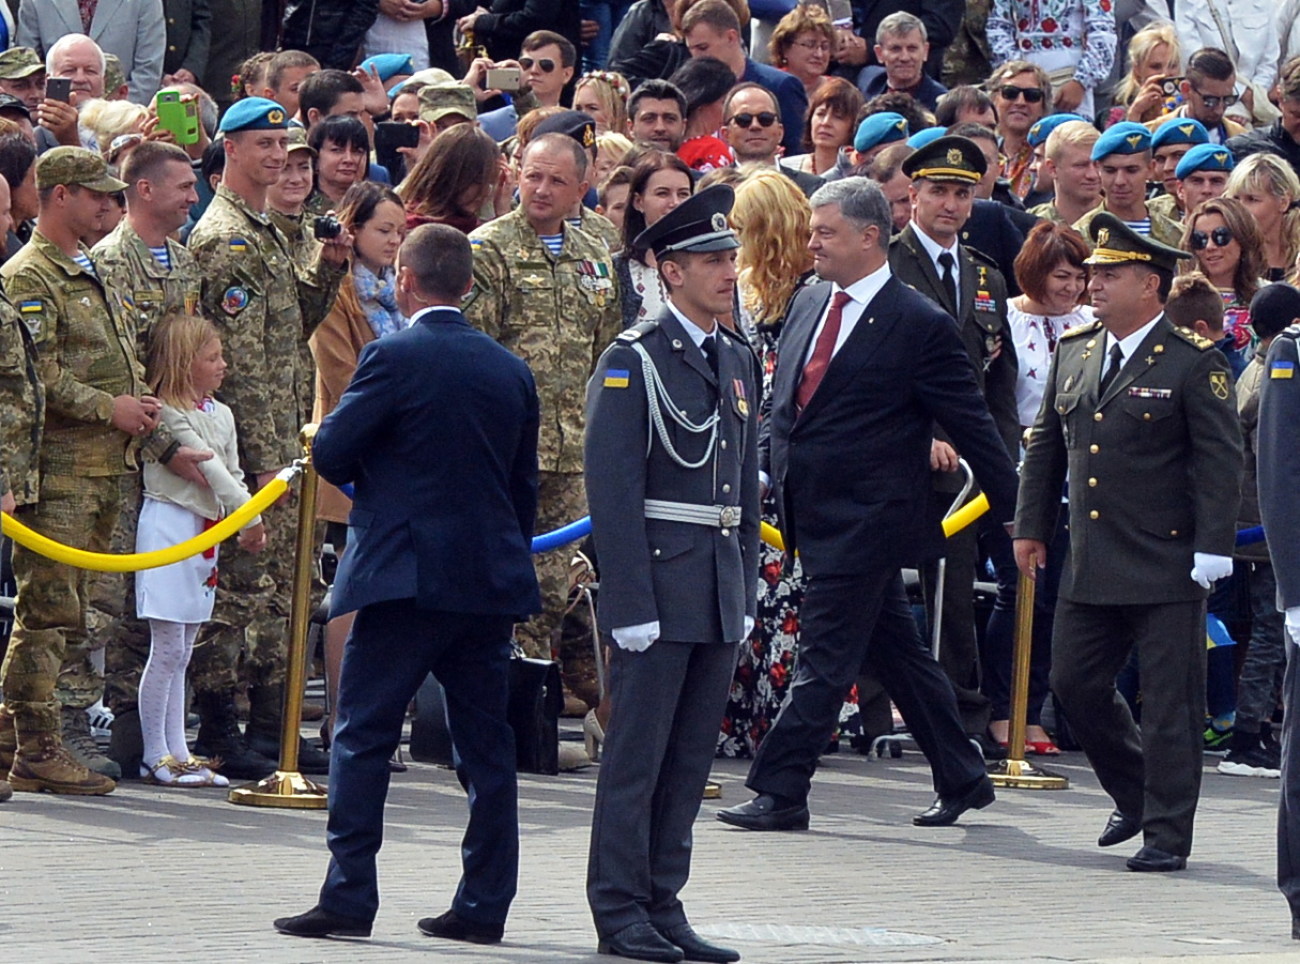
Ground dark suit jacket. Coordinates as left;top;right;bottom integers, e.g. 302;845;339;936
314;306;542;619
1259;326;1300;608
852;0;964;77
855;65;948;112
742;58;808;157
1016;317;1242;605
765;275;1019;576
446;0;581;66
163;0;211;83
585;309;760;643
961;199;1038;298
780;164;825;199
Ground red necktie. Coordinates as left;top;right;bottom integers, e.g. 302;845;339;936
796;291;852;410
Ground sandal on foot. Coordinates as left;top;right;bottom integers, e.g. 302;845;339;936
140;754;209;786
177;756;230;787
1026;740;1061;756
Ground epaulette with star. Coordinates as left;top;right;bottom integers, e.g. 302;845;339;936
1061;320;1103;339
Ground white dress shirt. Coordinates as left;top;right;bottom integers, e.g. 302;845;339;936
667;302;717;356
802;261;892;366
1102;312;1163;379
909;221;961;295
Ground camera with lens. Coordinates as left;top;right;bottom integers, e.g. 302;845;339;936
313;214;343;240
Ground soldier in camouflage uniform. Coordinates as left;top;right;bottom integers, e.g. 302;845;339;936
465;133;621;687
187;98;348;777
90;141;202;769
0;148;155;794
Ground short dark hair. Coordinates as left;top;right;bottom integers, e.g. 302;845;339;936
801;76;863;152
522;131;589;180
299;68;364;122
722;81;777;121
1013;221;1090;305
522;30;577;69
864;90;933;133
308;114;370;156
401;223;473;302
1186;47;1235;85
668;56;735;117
681;0;742;36
629;80;686;122
0;132;37;196
623;150;693;258
934;85;995;127
1166;271;1224;329
862;141;911;181
1140;263;1175;303
267;49;318;93
199;137;225;189
946;121;997;147
121;140;191;192
337;180;402;234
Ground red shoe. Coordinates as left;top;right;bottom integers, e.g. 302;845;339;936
1026;740;1061;756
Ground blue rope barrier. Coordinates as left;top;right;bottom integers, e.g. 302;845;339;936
1235;526;1265;547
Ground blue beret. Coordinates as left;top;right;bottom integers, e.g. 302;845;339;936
854;112;909;153
905;126;946;150
1027;113;1086;148
1175;142;1235;179
1091;121;1151;161
1151;117;1209;151
218;96;290;134
359;53;414;83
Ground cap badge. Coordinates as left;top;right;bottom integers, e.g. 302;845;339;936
947;147;963;165
895;119;906;131
1179;124;1195;136
1214;151;1227;164
583;125;595;148
267;108;284;124
1096;227;1110;245
711;212;727;231
1125;134;1142;149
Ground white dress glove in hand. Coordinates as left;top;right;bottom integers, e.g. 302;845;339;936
1190;552;1233;589
612;620;660;653
743;615;755;639
1286;606;1300;647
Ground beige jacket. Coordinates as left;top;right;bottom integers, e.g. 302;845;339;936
142;399;260;528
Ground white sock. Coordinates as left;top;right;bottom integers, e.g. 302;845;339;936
141;620;188;767
165;623;199;763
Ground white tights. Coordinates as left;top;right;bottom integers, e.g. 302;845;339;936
139;619;199;767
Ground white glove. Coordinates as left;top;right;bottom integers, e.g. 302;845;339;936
612;620;660;652
1190;552;1233;589
743;615;755;639
1286;606;1300;647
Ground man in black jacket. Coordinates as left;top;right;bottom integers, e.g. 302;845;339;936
1227;60;1300;176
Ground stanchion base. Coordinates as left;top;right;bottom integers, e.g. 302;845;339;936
988;758;1070;790
228;770;328;808
703;780;721;800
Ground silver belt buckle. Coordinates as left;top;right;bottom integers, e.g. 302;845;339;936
718;505;740;527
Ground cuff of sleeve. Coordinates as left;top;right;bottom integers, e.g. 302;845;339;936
93;393;116;425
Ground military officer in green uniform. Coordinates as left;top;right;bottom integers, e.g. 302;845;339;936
1015;213;1243;872
465;131;622;671
187;98;349;778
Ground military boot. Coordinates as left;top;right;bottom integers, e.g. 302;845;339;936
192;688;277;780
8;726;115;795
0;704;16;781
244;684;331;775
107;706;143;779
61;705;121;780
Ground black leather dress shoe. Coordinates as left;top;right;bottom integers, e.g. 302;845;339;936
913;777;995;826
599;921;685;962
658;922;740;962
715;794;809;831
417;909;503;944
1126;845;1187;872
1098;809;1142;848
273;905;371;938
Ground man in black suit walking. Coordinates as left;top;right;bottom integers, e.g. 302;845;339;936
716;176;1019;833
273;224;541;943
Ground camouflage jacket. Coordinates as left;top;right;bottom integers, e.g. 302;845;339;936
1;231;145;476
464;208;622;473
91;217;202;357
188;184;345;475
1074;203;1184;249
0;288;44;503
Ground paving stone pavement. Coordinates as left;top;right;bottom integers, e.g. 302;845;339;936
1;734;1296;963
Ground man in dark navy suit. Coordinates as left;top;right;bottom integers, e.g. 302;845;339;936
716;176;1019;833
273;224;541;944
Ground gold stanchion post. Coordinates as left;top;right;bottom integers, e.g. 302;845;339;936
230;425;328;808
988;562;1069;790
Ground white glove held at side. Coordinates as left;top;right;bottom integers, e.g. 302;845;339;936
1286;606;1300;647
1190;552;1233;589
743;615;755;639
612;620;660;652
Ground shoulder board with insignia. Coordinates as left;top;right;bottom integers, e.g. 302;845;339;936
965;247;1000;271
617;319;659;343
1061;320;1103;340
1171;326;1216;350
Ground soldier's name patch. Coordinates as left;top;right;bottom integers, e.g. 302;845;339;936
1129;386;1171;399
222;286;250;315
604;369;630;388
1271;360;1296;380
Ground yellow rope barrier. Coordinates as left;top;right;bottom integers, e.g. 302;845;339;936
0;466;298;573
759;492;990;551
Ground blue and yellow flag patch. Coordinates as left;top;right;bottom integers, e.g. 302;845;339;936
18;301;41;313
1271;360;1296;380
228;238;248;252
603;368;630;389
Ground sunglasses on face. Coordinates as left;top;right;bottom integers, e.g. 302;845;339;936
998;85;1045;104
1190;86;1239;109
520;57;556;72
1190;226;1234;250
729;111;778;128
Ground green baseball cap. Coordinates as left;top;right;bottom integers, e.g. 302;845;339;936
0;47;45;81
418;82;477;124
36;147;129;193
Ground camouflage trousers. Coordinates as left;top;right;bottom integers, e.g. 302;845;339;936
96;473;151;713
514;470;586;660
1;473;122;731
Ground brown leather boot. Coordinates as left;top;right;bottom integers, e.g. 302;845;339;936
0;706;16;781
8;728;116;795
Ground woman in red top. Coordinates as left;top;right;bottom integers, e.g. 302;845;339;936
397;125;510;234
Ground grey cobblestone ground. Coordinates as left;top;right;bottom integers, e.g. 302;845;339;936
0;731;1295;963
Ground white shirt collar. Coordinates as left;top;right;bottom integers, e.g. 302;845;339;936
835;260;892;306
910;220;961;274
667;301;717;353
1104;312;1164;364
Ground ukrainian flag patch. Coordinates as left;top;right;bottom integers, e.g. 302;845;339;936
603;368;630;388
228;238;248;252
1271;360;1296;379
18;301;41;313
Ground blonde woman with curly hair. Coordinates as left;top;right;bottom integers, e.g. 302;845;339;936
1226;153;1300;282
731;168;814;330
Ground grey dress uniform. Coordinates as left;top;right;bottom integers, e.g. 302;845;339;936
584;186;759;955
1016;213;1243;863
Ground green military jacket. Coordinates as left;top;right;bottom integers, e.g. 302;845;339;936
0;289;44;504
188;184;344;475
1147;191;1182;224
267;207;323;421
1;231;145;477
464;209;622;473
1015;317;1243;605
91;218;202;356
1073;203;1184;249
578;207;622;256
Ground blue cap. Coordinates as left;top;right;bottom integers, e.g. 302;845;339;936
1175;142;1235;180
1151;117;1209;151
1027;113;1086;148
218;96;290;134
854;112;909;153
358;53;414;83
1091;121;1151;161
906;126;946;150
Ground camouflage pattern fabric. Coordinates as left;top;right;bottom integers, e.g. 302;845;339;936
515;469;587;660
0;290;44;506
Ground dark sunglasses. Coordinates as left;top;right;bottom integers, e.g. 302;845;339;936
998;84;1045;104
1190;226;1234;250
1191;86;1239;109
729;111;778;128
519;57;556;72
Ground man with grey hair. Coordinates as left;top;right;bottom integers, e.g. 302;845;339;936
717;176;1019;834
20;4;164;105
856;11;949;111
29;34;106;152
